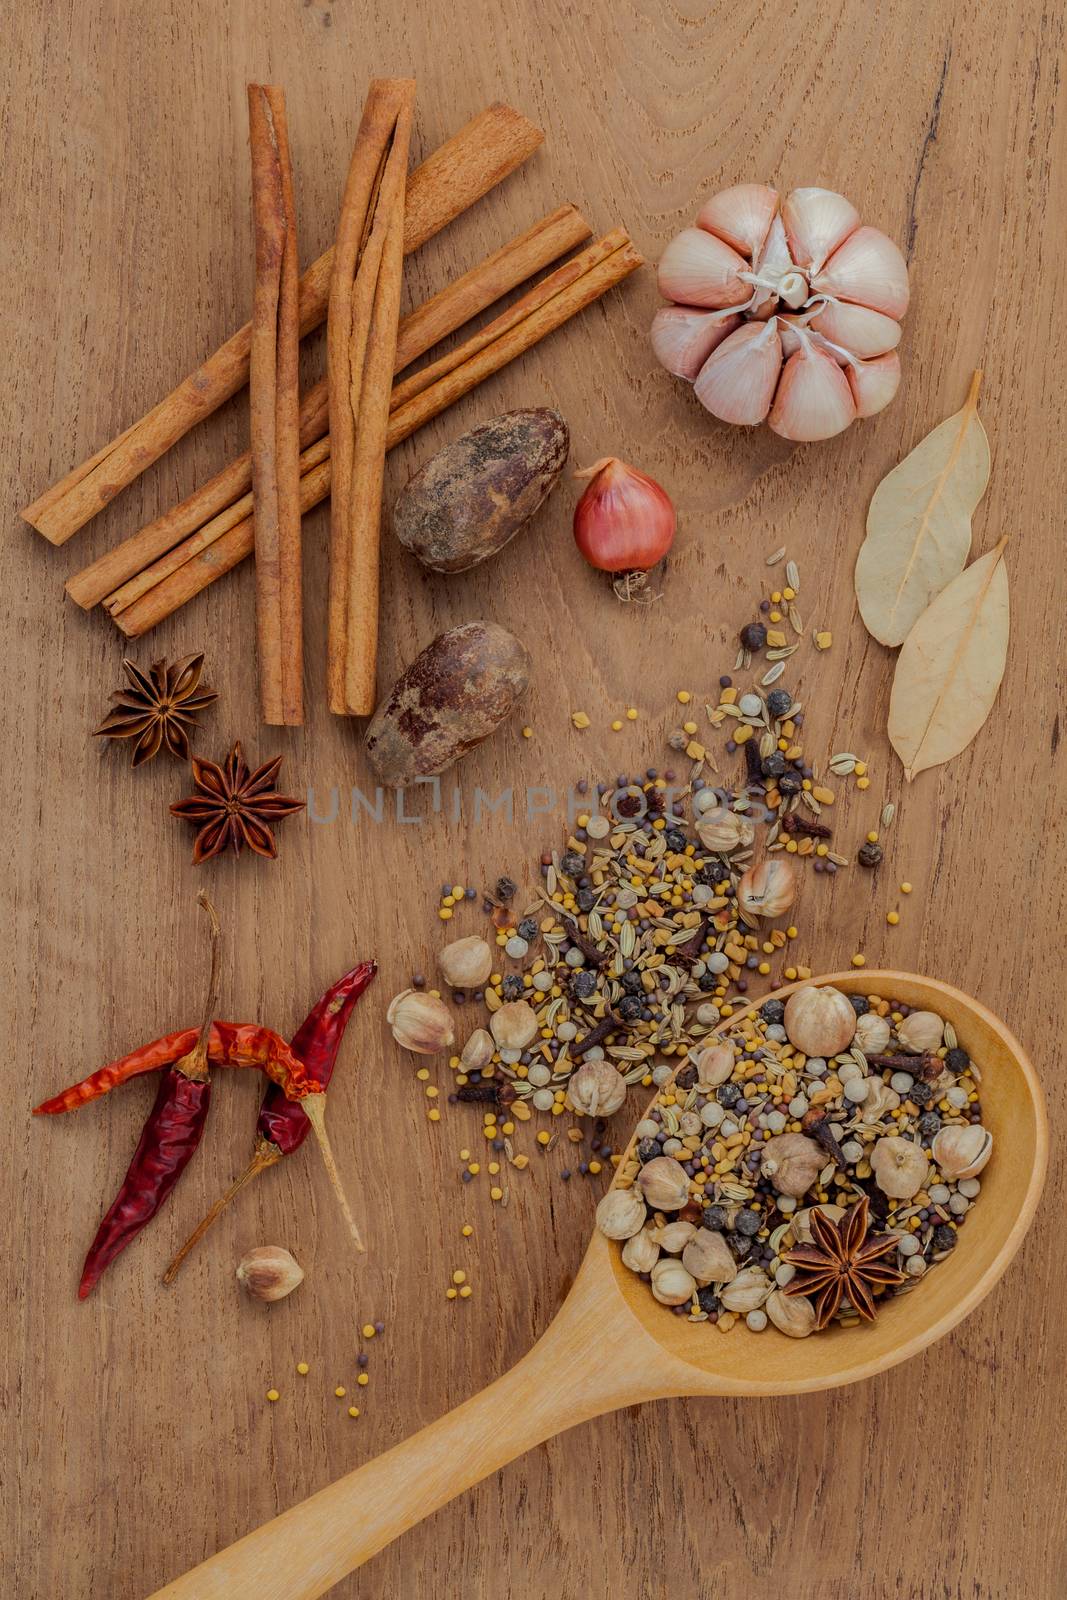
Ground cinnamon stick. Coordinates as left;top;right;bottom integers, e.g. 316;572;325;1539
23;102;544;546
67;204;590;613
326;79;414;717
248;85;303;725
108;232;643;638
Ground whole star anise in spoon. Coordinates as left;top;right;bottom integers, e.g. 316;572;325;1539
783;1195;905;1329
170;741;304;864
94;654;218;766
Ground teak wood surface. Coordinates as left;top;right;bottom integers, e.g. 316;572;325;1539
3;2;1065;1597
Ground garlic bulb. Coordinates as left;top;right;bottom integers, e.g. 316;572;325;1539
897;1011;945;1053
682;1228;738;1286
621;1227;661;1273
932;1124;992;1181
654;182;909;440
765;1288;817;1338
636;1155;690;1211
236;1245;304;1303
760;1132;824;1198
568;1058;627;1117
695;812;754;855
651;1258;697;1306
855;1011;892;1054
595;1187;647;1240
736;857;799;920
489;1000;538;1051
438;935;493;989
870;1134;929;1199
783;984;857;1057
718;1265;772;1313
387;989;455;1054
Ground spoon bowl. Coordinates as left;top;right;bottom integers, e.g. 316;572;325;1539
149;971;1046;1599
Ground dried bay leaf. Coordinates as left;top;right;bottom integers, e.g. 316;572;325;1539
856;371;990;646
888;540;1009;781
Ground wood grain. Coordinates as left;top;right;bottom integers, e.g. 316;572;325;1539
3;2;1066;1599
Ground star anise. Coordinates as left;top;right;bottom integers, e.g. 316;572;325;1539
170;741;304;864
783;1196;905;1329
94;654;218;767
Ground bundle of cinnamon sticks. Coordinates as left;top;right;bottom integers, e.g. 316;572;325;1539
28;88;644;721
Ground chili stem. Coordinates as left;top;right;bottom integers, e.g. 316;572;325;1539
161;1141;282;1284
301;1094;365;1252
175;893;222;1083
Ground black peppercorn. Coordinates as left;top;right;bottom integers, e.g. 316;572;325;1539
501;975;524;1001
517;917;538;941
945;1047;970;1074
694;864;718;886
636;1138;659;1164
665;828;687;851
760;998;785;1024
571;970;597;1000
621;970;644;995
702;1205;728;1232
735;1207;761;1237
560;852;584;877
778;772;802;794
739;621;767;651
725;1230;749;1260
716;1082;741;1108
932;1224;956;1252
675;1064;698;1090
697;973;718;992
495;875;517;901
909;1081;933;1106
617;996;643;1022
917;1111;942;1140
849;994;870;1016
761;751;787;778
576;888;595;912
766;687;792;718
697;1286;720;1314
857;840;883;868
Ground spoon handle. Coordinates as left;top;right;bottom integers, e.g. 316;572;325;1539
146;1260;666;1599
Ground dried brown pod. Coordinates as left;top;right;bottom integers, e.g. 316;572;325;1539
94;653;217;766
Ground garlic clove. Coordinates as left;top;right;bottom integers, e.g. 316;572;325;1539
696;182;779;259
682;1228;738;1286
782;187;861;275
595;1187;648;1240
932;1124;992;1181
657;227;751;309
653;1220;697;1253
736;856;799;920
809;298;902;357
846;350;902;418
438;935;493;989
718;1264;772;1313
812;225;910;319
694;319;783;426
621;1226;661;1273
650;1258;697;1306
766;1288;817;1338
768;341;856;441
387;988;455;1054
650;306;741;380
236;1244;304;1302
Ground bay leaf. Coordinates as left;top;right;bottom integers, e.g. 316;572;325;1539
856;371;990;646
888;539;1009;781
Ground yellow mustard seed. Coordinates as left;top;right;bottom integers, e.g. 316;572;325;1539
461;1223;473;1237
266;1389;280;1403
488;1161;500;1175
676;689;691;703
887;911;900;926
856;776;870;790
296;1361;309;1375
611;719;623;732
452;1269;466;1285
459;1285;473;1299
901;881;913;894
851;953;866;968
362;1323;376;1338
626;707;638;720
357;1373;369;1386
438;908;453;920
446;1287;458;1300
348;1406;360;1418
683;720;698;735
490;1186;504;1200
335;1386;347;1398
867;831;879;844
536;1130;551;1146
428;1109;441;1122
468;1162;480;1174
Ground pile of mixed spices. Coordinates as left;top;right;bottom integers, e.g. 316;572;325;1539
599;982;989;1336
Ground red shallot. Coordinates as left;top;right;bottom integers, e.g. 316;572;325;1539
572;457;676;601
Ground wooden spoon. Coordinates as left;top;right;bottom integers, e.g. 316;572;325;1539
148;971;1046;1600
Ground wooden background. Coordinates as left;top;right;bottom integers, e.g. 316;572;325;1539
4;0;1066;1595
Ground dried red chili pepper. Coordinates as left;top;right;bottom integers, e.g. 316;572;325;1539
77;893;222;1299
162;960;376;1282
32;1021;318;1115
